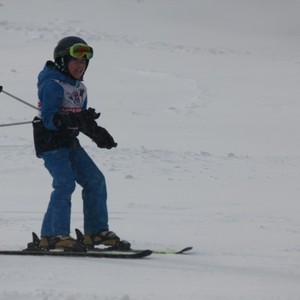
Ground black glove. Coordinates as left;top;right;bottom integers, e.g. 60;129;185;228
53;112;77;129
90;126;118;149
80;107;101;123
53;107;100;130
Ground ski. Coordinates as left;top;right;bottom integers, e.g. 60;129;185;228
88;246;193;255
0;248;152;259
88;247;192;255
0;231;152;259
0;229;192;259
0;247;193;259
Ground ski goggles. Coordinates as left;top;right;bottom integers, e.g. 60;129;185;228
56;43;94;60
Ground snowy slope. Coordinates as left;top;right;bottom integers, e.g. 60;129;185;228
1;0;300;299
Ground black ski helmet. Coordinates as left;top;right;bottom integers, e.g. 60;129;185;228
53;36;91;78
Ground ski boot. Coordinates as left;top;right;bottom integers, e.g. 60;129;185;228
26;232;86;252
75;229;131;250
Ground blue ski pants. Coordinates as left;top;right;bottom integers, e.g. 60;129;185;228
40;147;108;237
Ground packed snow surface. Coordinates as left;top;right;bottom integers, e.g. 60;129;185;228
1;0;300;299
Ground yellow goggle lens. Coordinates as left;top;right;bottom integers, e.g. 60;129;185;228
69;43;93;60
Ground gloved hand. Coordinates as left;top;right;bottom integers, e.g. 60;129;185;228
92;126;118;149
53;107;100;130
53;112;77;129
80;107;101;123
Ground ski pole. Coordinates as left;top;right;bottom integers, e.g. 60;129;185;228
0;120;32;127
0;86;38;110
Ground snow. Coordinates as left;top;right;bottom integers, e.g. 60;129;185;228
1;0;300;299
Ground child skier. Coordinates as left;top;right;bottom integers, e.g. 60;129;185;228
32;36;128;250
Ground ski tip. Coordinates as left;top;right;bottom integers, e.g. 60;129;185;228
0;86;3;93
152;246;193;254
176;246;193;254
140;249;153;257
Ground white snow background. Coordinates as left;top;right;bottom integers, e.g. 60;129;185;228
1;0;300;299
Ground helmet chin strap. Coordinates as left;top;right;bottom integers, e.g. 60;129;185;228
54;57;67;73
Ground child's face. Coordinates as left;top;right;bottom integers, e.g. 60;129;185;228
68;58;87;80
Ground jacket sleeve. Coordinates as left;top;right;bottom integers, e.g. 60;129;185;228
38;80;65;131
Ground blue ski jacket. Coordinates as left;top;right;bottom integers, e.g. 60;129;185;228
33;61;88;156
